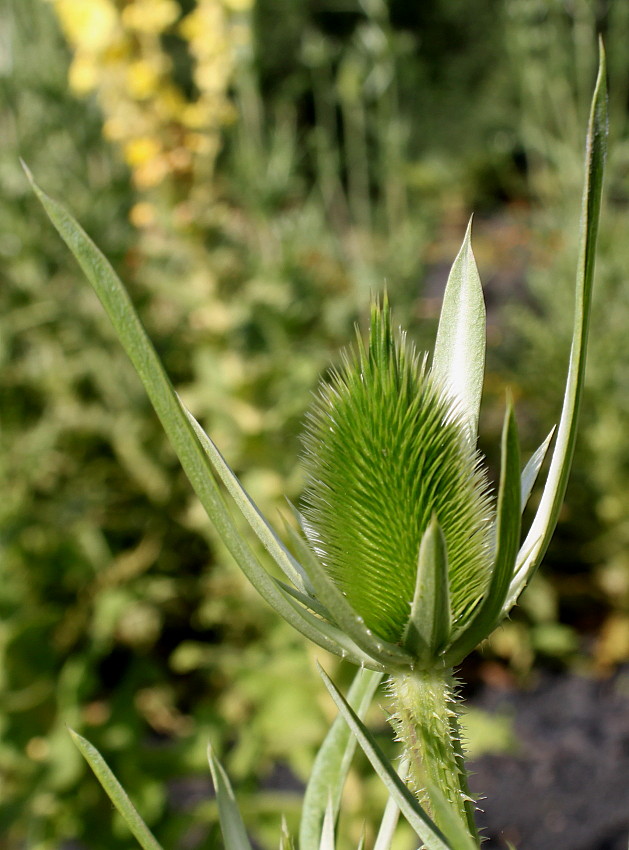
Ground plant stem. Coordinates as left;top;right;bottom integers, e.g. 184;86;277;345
389;668;479;845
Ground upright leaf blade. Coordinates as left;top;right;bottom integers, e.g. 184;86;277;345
432;218;486;440
445;399;521;665
208;745;254;850
300;668;383;850
68;729;164;850
520;427;555;513
402;517;451;658
507;45;608;610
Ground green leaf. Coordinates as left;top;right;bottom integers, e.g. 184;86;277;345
402;517;451;659
520;427;555;513
506;44;608;612
372;759;408;850
300;668;383;850
68;729;164;850
432;218;486;441
207;744;253;850
318;796;336;850
445;399;521;665
317;666;453;850
24;168;369;666
182;405;311;597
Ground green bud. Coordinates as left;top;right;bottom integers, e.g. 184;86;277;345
301;296;493;646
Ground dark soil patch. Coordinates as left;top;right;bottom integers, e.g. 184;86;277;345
468;668;629;850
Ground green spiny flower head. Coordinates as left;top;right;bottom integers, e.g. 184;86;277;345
301;297;494;646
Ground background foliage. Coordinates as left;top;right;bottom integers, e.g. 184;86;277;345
1;0;629;847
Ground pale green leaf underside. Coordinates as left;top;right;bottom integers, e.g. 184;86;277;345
207;745;254;850
300;668;383;850
68;730;164;850
432;218;486;441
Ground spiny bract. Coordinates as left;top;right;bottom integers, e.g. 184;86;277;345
301;297;494;645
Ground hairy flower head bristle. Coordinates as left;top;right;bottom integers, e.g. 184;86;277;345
300;297;494;645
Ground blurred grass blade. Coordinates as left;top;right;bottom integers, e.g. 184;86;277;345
402;517;451;658
68;729;164;850
507;45;608;611
520;427;555;512
432;217;486;440
279;817;295;850
25;169;364;664
372;758;408;850
317;666;453;850
208;744;254;850
300;668;383;850
446;399;520;665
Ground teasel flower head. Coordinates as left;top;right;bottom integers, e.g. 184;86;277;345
301;295;493;650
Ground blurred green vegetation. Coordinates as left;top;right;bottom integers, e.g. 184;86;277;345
2;0;629;847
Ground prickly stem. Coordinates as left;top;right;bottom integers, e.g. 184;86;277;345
388;668;478;843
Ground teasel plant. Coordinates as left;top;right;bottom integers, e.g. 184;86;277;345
25;48;606;850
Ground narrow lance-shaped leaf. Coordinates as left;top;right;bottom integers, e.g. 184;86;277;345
506;44;608;611
520;427;555;513
317;665;453;850
318;797;336;850
300;668;383;850
182;404;312;597
207;744;254;850
432;217;486;441
25;167;376;668
402;516;451;659
446;398;521;666
68;729;164;850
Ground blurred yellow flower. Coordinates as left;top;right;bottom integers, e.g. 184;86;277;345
129;202;157;228
121;0;179;33
126;59;163;99
124;136;162;167
53;0;118;51
68;51;100;94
